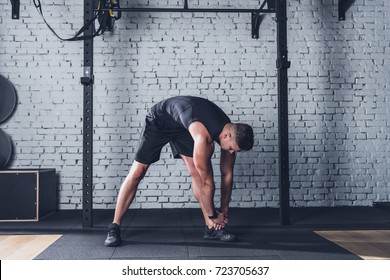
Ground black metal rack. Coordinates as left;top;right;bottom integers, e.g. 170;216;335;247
81;0;287;228
81;0;95;227
275;0;290;226
80;0;355;227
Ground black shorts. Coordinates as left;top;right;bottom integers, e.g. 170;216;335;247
134;113;194;165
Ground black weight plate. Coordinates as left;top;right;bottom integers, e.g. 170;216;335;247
0;75;17;123
0;128;12;169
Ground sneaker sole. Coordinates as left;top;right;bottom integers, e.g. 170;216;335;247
104;240;122;247
203;235;238;242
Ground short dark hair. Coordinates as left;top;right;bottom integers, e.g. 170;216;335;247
234;123;254;151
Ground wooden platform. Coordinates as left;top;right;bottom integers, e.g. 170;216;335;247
315;230;390;260
0;235;62;260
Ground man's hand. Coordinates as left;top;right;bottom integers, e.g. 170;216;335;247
211;211;229;230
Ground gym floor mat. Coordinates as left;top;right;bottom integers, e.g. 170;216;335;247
1;207;389;260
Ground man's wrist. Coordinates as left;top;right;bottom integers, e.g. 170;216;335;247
208;210;218;220
217;208;228;219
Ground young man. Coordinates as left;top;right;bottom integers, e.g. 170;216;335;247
105;96;254;246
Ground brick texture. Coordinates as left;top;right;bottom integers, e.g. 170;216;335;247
0;0;389;209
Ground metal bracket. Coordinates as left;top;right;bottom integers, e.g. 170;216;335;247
251;12;264;39
10;0;20;19
276;52;291;69
339;0;355;21
267;0;276;10
276;49;291;69
276;59;291;69
81;67;94;85
251;0;276;39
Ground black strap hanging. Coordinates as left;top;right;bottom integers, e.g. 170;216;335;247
32;0;119;41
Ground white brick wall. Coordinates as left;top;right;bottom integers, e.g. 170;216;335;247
0;0;389;209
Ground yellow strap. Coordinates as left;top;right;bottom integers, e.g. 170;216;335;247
98;1;116;18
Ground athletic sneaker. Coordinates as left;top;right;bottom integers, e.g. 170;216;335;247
203;227;238;242
104;223;122;247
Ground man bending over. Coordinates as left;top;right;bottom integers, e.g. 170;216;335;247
105;95;254;246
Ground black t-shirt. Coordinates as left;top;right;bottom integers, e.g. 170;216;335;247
150;96;231;142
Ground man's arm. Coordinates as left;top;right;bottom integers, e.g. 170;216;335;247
220;148;235;217
189;122;226;226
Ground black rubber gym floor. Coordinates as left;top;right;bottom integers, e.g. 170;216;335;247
1;207;389;260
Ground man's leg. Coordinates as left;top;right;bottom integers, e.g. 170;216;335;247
112;160;150;225
105;160;149;246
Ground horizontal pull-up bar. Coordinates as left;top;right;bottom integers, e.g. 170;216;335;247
97;8;276;14
94;1;275;38
96;2;275;39
97;0;275;14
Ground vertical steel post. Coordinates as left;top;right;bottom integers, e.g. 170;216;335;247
276;0;290;225
82;0;94;227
